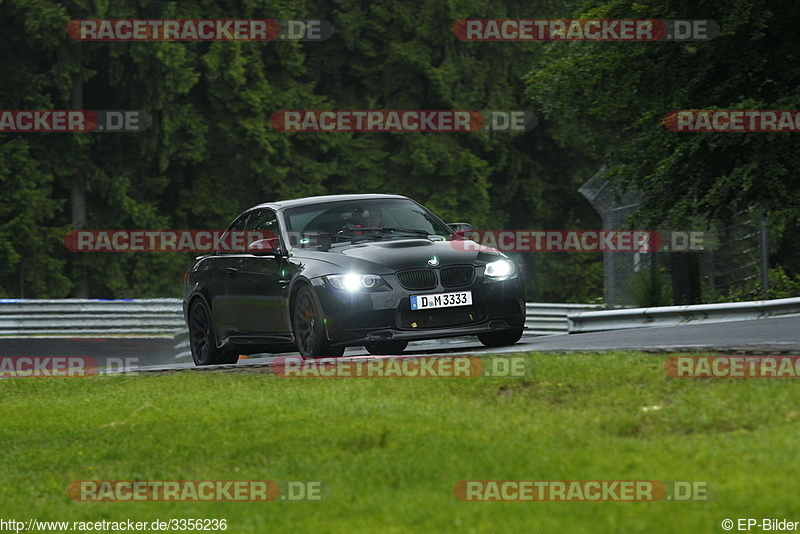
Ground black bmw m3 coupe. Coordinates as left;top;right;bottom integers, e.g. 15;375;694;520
183;194;525;365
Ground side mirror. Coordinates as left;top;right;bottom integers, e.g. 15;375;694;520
448;222;474;233
448;222;474;239
248;237;281;256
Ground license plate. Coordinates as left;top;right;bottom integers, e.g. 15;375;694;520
410;291;472;310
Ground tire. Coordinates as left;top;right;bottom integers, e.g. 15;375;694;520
478;328;523;348
364;340;409;355
292;285;345;358
188;300;239;366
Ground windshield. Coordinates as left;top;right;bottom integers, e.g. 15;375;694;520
283;198;454;249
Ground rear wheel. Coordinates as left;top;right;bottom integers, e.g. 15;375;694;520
292;286;345;358
478;328;523;348
364;340;409;355
188;300;239;366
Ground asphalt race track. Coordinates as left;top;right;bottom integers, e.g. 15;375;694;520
1;315;798;374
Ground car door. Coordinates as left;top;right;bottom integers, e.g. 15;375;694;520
225;208;289;335
210;213;250;340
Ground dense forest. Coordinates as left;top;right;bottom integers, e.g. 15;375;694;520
2;0;799;302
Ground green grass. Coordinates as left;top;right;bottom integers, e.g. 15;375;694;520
2;352;799;533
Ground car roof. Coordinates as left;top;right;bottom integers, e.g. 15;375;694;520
248;193;411;211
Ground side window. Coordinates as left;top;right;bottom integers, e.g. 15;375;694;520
244;209;281;249
217;213;249;255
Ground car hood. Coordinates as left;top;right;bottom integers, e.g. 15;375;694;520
294;238;503;274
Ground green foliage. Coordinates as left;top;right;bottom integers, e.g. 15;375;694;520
0;0;601;300
710;266;800;303
767;266;800;299
522;252;604;303
527;0;800;227
0;139;71;297
631;268;671;307
4;353;800;530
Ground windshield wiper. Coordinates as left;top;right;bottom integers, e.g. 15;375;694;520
327;227;432;243
380;227;431;236
341;227;430;237
350;235;387;243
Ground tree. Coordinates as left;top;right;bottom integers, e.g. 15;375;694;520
528;0;800;227
0;0;603;301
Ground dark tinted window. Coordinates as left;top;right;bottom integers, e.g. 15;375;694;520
245;209;280;249
216;213;249;255
284;198;452;248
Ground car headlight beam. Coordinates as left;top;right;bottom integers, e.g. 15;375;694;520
326;273;387;291
484;259;516;280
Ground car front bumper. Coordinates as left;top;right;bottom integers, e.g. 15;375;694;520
311;273;525;347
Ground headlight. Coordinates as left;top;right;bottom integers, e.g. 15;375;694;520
484;259;516;281
325;273;389;291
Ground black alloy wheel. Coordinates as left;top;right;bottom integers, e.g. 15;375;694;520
188;300;239;365
292;285;345;358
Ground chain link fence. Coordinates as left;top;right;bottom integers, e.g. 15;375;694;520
580;170;764;307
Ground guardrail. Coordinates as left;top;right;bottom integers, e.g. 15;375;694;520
567;297;800;334
0;298;184;337
0;299;597;339
524;303;605;335
7;297;796;340
4;297;798;358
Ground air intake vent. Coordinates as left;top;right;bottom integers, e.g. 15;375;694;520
440;265;475;287
397;305;485;329
396;269;437;290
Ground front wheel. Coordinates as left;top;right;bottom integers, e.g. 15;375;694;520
478;328;523;348
292;286;345;358
188;300;239;366
364;340;409;355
